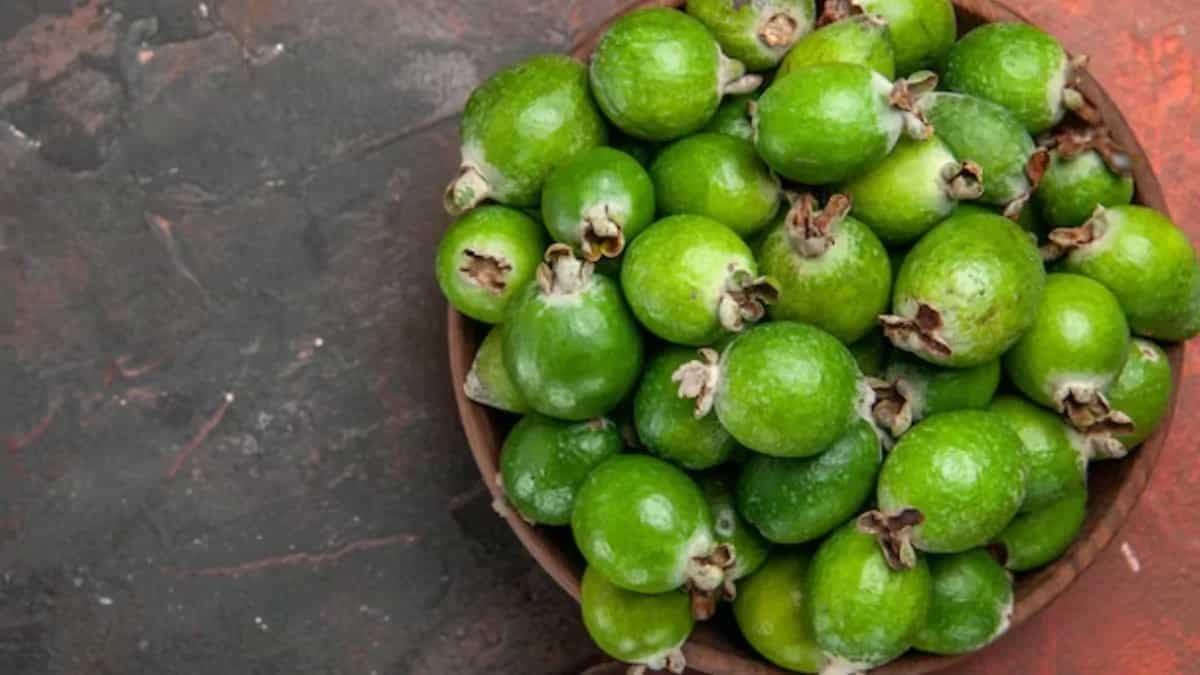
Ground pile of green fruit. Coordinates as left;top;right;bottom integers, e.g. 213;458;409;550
436;1;1196;672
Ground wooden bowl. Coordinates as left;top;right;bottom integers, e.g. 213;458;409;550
447;1;1181;672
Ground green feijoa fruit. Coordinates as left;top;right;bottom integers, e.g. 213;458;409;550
676;322;864;458
882;208;1045;367
436;205;548;323
738;419;881;544
912;549;1014;655
621;215;777;346
572;455;732;602
541;147;655;261
778;13;895;80
809;520;932;672
992;488;1087;571
1047;205;1200;341
733;552;823;674
590;8;762;141
581;566;693;673
1092;338;1173;458
464;325;529;413
850;329;889;377
1004;273;1131;436
499;415;622;525
1035;150;1134;229
753;63;934;184
504;246;644;420
445;55;606;214
686;0;816;71
702;93;758;141
868;411;1026;562
651;133;781;238
697;470;770;580
842;135;984;246
635;347;737;470
855;0;956;74
868;352;1000;437
988;395;1088;514
759;194;891;343
919;92;1041;210
943;22;1077;134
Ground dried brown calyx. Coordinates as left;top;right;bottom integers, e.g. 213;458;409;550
1040;207;1106;261
759;11;799;48
718;51;763;96
1038;116;1133;178
718;267;779;332
1003;148;1051;221
627;648;686;675
879;303;952;360
816;0;866;27
941;161;985;201
1058;384;1136;438
1060;53;1108;127
866;376;917;438
785;192;851;258
443;163;490;216
535;243;593;296
858;509;924;570
580;203;625;261
672;348;721;418
460;249;512;294
890;71;938;140
686;543;737;620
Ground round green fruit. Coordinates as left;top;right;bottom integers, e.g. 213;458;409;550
436;205;548;323
590;8;761;141
809;520;931;672
697;470;770;580
992;488;1087;571
733;553;823;674
868;352;1000;437
1035;150;1134;229
882;207;1045;367
499;415;622;525
581;566;693;673
738;419;881;544
541;146;655;261
778;13;895;80
686;0;816;71
854;0;956;75
702;93;757;141
621;215;777;346
464;325;529;413
445;55;606;214
504;246;644;420
651;133;781;238
912;549;1013;655
758;194;892;343
1092;338;1173;458
635;347;737;471
988;395;1088;514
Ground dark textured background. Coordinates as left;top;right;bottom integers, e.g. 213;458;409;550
1;1;1198;673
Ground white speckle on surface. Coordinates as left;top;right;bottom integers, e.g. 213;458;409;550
254;616;262;624
1121;541;1141;573
97;596;113;606
224;392;235;403
197;2;208;18
73;577;83;588
314;337;324;348
138;640;150;651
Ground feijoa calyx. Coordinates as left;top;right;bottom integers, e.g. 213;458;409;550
1035;122;1134;228
868;352;1001;438
1090;338;1173;459
686;0;816;72
635;347;737;471
541;146;655;261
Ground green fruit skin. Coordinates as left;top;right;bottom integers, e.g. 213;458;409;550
891;208;1045;367
621;215;761;345
988;395;1088;514
738;420;881;543
943;22;1068;134
808;522;932;669
994;488;1087;571
591;8;726;141
461;55;607;206
878;411;1027;553
1107;338;1173;449
759;211;892;343
572;455;714;593
466;325;530;413
920;92;1036;206
857;0;956;74
697;470;770;579
1035;151;1135;228
541;147;656;253
500;415;623;525
504;273;644;421
885;352;1001;421
1004;273;1130;409
842;135;964;246
733;553;823;673
436;206;548;323
635;347;737;470
581;566;694;667
1062;205;1200;341
850;329;889;377
717;322;862;457
778;15;896;80
687;0;816;71
651;133;781;238
755;62;901;184
703;93;758;141
912;549;1013;655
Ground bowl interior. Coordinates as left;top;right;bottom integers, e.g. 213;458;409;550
447;1;1180;673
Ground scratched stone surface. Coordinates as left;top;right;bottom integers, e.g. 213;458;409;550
0;1;1198;674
